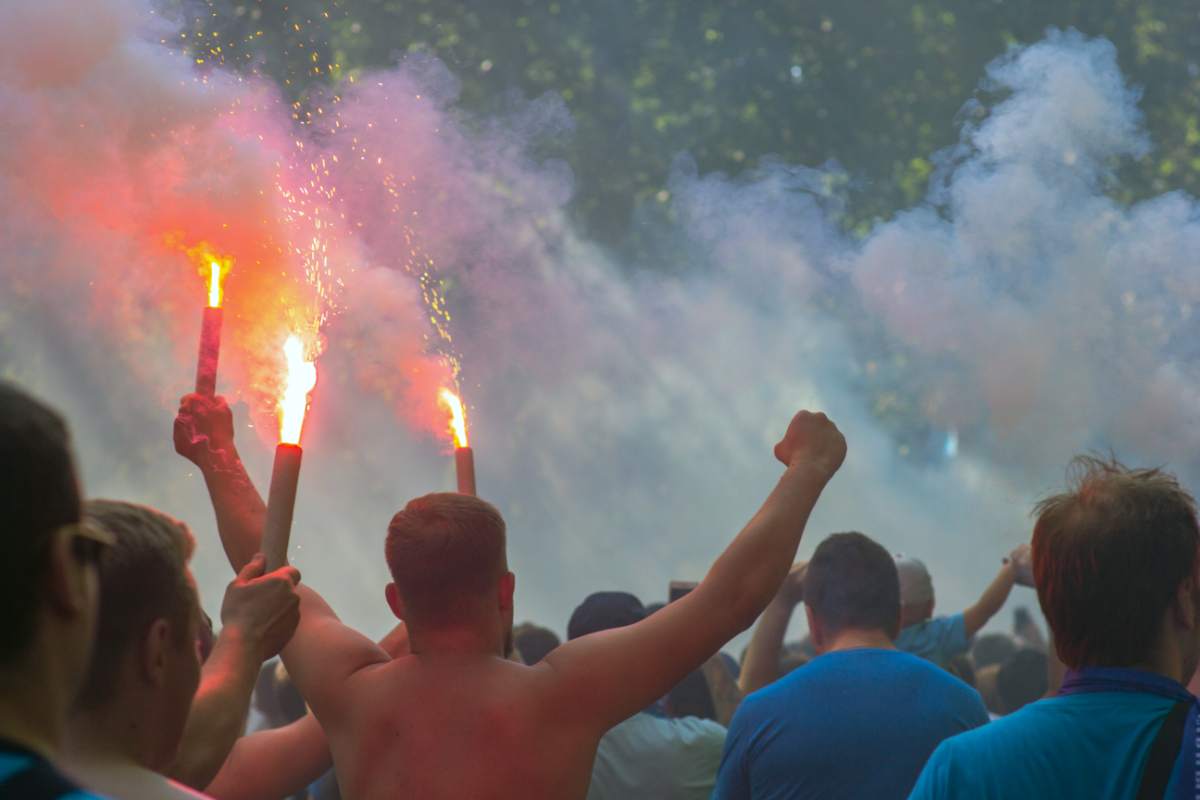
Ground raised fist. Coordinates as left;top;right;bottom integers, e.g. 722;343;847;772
773;410;847;478
220;553;302;662
174;393;236;469
1008;543;1034;588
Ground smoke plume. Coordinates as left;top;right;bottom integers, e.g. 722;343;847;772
1;5;1188;643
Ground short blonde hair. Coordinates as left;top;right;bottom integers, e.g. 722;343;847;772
75;500;197;709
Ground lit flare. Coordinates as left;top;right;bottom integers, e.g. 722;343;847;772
207;261;222;308
439;388;469;448
279;336;317;445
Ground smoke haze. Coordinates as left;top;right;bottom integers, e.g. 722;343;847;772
1;5;1191;641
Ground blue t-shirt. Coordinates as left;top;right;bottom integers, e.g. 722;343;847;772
0;740;106;800
895;613;969;667
713;648;989;800
909;690;1186;800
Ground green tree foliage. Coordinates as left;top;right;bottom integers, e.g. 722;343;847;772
187;0;1200;247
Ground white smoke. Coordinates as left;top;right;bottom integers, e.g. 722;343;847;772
0;7;1183;646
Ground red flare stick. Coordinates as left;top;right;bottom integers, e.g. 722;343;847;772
195;307;223;396
455;446;476;496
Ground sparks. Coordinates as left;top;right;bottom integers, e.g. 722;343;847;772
439;388;469;448
279;335;317;445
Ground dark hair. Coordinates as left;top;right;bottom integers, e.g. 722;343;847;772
666;668;717;721
567;592;645;640
0;382;81;664
513;623;560;665
803;531;901;640
75;500;196;709
996;649;1048;713
972;633;1019;670
385;493;507;625
1033;456;1199;669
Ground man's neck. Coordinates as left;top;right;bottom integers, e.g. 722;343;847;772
408;621;505;658
0;646;71;760
823;628;896;653
65;700;154;773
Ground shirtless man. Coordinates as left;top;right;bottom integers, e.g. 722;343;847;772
174;394;846;799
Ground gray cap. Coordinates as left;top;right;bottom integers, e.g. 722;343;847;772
894;554;934;607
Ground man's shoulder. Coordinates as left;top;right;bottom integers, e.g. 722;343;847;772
935;697;1062;754
660;714;727;742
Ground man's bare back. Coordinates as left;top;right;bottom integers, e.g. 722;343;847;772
332;656;597;799
176;395;845;800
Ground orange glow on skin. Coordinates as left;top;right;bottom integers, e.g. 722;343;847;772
439;388;469;448
279;336;317;445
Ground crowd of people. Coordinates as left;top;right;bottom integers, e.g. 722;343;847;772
2;378;1199;799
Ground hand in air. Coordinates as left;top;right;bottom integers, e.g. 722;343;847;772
774;410;847;478
220;553;302;662
777;561;808;606
1007;543;1034;587
174;393;235;468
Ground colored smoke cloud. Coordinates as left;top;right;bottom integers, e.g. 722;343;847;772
1;4;1191;643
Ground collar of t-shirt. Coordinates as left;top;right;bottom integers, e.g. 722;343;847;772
1059;666;1197;800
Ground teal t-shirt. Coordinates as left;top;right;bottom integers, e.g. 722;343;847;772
0;740;107;800
910;691;1183;799
895;613;969;668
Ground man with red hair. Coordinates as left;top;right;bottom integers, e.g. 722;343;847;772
175;394;846;799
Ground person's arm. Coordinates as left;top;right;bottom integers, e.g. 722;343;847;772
169;554;302;789
203;620;408;800
174;394;267;571
961;544;1033;639
702;655;743;727
203;713;330;800
737;563;805;696
175;394;391;722
540;410;845;733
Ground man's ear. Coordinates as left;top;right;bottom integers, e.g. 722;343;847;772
804;604;824;652
1173;574;1200;632
45;529;91;617
498;571;515;612
141;618;172;687
385;582;406;621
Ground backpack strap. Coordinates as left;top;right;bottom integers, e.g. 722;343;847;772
1137;700;1191;800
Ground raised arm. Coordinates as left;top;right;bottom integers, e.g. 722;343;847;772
541;410;845;733
962;544;1033;638
174;394;390;721
174;394;266;571
170;554;301;789
737;562;805;696
203;621;408;800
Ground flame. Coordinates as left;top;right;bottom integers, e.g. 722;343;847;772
438;388;469;448
279;335;317;445
177;241;232;309
207;261;223;308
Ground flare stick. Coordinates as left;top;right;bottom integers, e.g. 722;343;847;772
262;443;302;570
455;446;476;496
195;306;223;396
